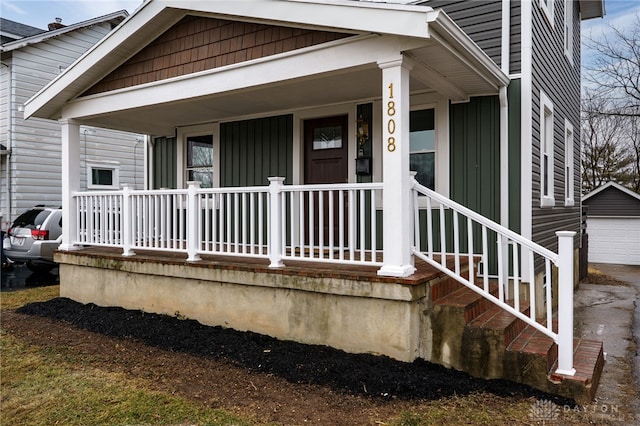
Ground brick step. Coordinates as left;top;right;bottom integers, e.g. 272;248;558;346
429;283;499;370
548;338;605;403
504;325;558;391
428;279;604;404
462;300;531;378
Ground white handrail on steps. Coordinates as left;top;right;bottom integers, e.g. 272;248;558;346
411;179;576;376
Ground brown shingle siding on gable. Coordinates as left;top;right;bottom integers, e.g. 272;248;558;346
82;16;352;96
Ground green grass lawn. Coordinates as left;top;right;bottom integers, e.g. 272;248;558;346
1;286;250;426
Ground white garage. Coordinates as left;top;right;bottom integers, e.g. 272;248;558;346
583;182;640;266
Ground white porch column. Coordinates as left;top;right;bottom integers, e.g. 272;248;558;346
377;57;416;277
59;119;81;251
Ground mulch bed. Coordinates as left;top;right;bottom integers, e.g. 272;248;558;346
5;297;573;424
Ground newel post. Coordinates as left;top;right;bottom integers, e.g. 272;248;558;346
186;181;202;262
121;184;135;257
268;177;285;268
555;230;576;376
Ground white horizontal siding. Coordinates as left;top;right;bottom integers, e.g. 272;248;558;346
3;22;144;224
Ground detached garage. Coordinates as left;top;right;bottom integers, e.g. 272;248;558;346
583;182;640;266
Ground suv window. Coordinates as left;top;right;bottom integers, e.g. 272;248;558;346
12;209;51;229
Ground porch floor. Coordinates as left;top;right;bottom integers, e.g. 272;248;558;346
63;246;458;285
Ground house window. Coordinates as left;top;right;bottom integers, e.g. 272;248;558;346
410;108;435;190
186;135;214;188
540;92;555;207
564;0;573;64
540;0;554;26
564;119;574;206
87;161;120;189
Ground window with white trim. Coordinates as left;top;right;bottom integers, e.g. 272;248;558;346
564;0;573;64
564;119;574;206
87;161;120;189
540;92;555;207
540;0;554;27
410;108;436;190
186;135;214;188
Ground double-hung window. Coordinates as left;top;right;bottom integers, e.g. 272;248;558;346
409;108;436;190
564;119;574;206
186;135;214;188
564;0;574;64
540;92;555;207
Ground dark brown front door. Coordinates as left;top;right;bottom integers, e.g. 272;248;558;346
303;115;349;247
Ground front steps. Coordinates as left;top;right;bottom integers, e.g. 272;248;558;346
428;277;604;403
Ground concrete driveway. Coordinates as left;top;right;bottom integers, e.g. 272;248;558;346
574;263;640;422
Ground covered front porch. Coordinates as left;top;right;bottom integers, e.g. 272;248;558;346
24;0;593;398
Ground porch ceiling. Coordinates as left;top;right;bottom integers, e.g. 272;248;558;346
77;65;436;135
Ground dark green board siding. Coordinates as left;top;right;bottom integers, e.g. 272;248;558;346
449;95;500;221
508;79;521;234
220;114;293;187
151;136;177;189
449;95;501;274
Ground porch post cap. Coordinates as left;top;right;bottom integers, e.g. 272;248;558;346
555;231;576;237
267;177;286;183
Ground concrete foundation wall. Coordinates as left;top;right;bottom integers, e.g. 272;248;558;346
57;252;430;362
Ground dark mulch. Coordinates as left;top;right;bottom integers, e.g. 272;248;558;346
16;297;572;406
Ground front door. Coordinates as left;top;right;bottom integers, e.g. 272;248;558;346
303;115;349;247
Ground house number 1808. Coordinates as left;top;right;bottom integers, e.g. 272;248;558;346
386;83;396;152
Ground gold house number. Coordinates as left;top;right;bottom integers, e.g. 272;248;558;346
387;83;396;152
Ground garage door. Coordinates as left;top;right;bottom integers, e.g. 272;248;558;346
587;217;640;265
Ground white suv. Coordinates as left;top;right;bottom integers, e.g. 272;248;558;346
4;206;62;272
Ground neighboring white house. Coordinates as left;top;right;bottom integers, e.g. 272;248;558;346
582;182;640;266
0;13;146;230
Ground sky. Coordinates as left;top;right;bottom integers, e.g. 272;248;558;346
1;0;144;30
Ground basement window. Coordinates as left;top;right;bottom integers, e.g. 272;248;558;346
87;161;120;189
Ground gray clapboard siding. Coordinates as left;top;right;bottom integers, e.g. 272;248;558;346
584;188;640;217
421;0;521;74
530;0;582;252
2;20;143;220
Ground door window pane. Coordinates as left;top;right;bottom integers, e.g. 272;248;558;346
313;125;342;150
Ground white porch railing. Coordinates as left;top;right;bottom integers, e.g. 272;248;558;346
411;180;576;376
73;179;383;266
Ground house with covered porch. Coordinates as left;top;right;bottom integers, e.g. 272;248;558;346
24;0;605;401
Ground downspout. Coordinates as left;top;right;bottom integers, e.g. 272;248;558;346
500;0;510;230
520;0;534;280
1;61;12;231
499;0;511;285
143;135;150;190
